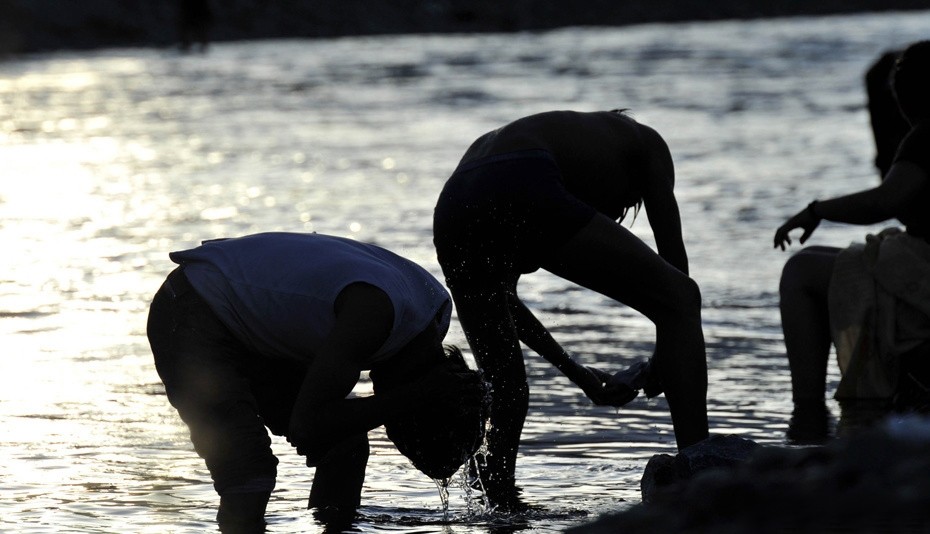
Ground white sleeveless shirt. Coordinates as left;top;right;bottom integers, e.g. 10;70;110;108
170;232;451;367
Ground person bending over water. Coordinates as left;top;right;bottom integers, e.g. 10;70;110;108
433;109;710;510
146;232;488;531
774;41;930;443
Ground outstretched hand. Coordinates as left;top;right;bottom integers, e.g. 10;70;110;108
774;204;821;250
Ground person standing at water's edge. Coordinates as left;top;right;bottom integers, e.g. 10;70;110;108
774;41;930;443
433;110;710;510
146;232;488;531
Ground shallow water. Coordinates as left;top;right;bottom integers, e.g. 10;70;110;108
2;10;929;532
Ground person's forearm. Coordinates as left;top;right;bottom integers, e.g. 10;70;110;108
289;390;415;467
521;327;572;371
510;298;572;369
658;241;689;275
812;190;891;225
645;192;689;275
292;389;412;442
509;297;590;384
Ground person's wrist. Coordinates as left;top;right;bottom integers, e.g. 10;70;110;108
806;200;821;220
565;360;585;382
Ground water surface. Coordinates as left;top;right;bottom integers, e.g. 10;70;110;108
2;11;928;532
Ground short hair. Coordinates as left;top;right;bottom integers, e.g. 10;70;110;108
893;41;930;122
373;346;489;480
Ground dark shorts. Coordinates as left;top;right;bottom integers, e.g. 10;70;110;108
146;267;307;495
433;149;596;290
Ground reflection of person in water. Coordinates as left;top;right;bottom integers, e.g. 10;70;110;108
146;232;488;531
775;41;930;444
433;109;710;510
178;0;214;53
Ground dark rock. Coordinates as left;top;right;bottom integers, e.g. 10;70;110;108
641;434;760;503
571;416;930;534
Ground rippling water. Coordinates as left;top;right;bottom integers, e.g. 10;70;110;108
2;11;929;532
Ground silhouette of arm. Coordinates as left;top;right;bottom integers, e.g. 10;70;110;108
508;292;637;407
816;160;927;223
775;160;927;249
641;131;689;274
287;283;402;461
288;283;473;461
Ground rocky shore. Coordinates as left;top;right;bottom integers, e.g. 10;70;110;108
570;418;930;533
1;0;928;55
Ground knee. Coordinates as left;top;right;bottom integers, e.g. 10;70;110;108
779;250;818;297
190;399;274;459
650;275;702;330
679;276;702;311
667;276;702;324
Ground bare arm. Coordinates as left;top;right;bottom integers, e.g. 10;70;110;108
774;160;928;249
287;283;413;462
507;291;572;371
817;160;927;222
641;131;689;274
508;292;638;407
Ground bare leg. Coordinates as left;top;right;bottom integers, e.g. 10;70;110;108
148;283;277;529
779;246;838;402
542;214;709;449
778;246;838;442
449;284;529;509
217;492;270;533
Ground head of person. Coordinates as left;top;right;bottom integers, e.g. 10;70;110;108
893;41;930;124
369;332;489;480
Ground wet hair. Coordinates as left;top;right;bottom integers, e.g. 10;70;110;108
893;41;930;122
618;199;643;225
372;346;489;480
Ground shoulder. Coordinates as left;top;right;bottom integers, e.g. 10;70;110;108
894;122;930;171
333;282;394;344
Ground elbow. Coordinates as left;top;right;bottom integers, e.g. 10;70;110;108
288;407;327;447
872;199;900;224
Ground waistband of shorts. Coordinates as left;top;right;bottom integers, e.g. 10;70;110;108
453;148;556;175
166;266;195;298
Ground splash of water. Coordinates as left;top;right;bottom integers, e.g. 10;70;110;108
461;454;490;516
432;476;451;521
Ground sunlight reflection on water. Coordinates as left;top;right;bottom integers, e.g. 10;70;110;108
2;10;929;533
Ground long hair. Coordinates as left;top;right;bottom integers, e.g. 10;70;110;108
618;200;643;225
894;41;930;122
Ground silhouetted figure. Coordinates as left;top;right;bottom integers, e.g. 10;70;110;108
146;232;488;531
774;41;930;444
433;110;710;510
178;0;214;53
